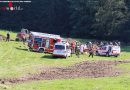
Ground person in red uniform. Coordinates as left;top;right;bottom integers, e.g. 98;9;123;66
70;41;76;56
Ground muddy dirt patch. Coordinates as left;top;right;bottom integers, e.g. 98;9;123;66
1;60;130;84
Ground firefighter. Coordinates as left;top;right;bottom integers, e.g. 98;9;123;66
70;46;73;57
6;32;10;42
22;34;26;45
70;41;76;55
88;44;94;58
80;44;84;54
106;46;111;57
75;42;80;58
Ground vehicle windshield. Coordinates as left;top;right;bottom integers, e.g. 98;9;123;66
34;38;42;42
34;38;42;47
113;46;120;50
100;47;107;50
55;45;65;50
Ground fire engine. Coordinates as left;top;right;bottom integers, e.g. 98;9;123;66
28;31;62;53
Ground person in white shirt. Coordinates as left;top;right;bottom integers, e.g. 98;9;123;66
80;44;84;54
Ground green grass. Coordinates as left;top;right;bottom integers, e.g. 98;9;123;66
0;41;130;78
14;77;130;90
4;74;130;90
0;30;130;90
0;30;16;39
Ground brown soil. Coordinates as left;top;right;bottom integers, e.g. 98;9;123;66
1;60;130;84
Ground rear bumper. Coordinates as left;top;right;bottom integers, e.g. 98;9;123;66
112;53;120;56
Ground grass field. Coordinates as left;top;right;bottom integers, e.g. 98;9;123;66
0;30;130;90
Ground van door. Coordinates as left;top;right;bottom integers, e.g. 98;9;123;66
50;39;54;50
45;39;50;48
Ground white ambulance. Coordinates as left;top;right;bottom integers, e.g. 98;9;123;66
53;42;71;58
96;45;121;57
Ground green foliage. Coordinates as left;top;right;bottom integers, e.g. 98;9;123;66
69;0;99;37
93;0;129;39
0;0;130;41
0;0;71;35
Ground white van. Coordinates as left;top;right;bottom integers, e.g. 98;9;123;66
53;42;71;58
96;45;121;57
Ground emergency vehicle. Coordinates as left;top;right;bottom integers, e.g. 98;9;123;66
16;28;29;41
96;45;121;57
53;42;71;58
28;32;61;53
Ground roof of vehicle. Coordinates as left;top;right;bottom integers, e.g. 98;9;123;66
99;45;120;50
55;42;70;46
101;45;120;47
30;31;61;39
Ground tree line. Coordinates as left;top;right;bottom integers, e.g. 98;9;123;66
0;0;130;42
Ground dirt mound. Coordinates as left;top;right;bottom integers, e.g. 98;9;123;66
2;60;130;84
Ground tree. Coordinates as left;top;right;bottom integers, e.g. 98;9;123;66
93;0;129;40
68;0;99;38
0;0;71;35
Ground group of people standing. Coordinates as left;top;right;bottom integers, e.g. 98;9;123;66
70;40;120;58
70;41;96;58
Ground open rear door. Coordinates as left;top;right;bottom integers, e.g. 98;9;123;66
45;39;50;53
45;39;50;48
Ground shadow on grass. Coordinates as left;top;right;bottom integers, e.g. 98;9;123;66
15;47;29;52
95;55;118;58
41;55;65;60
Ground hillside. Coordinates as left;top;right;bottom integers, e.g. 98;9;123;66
0;0;130;41
0;31;130;90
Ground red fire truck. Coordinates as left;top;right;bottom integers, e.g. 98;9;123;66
28;32;62;53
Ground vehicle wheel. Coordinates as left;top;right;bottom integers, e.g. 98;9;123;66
39;48;44;53
115;55;118;57
52;56;56;58
65;55;67;59
15;38;19;41
29;48;32;51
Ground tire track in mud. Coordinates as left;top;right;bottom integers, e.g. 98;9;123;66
1;60;130;84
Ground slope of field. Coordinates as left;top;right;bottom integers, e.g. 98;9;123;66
0;30;130;90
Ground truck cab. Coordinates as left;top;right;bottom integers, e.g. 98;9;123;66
28;32;61;53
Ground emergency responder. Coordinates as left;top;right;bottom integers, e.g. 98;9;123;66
22;34;26;45
106;46;111;57
88;44;94;58
118;41;121;46
6;32;10;42
71;42;75;54
75;42;80;58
